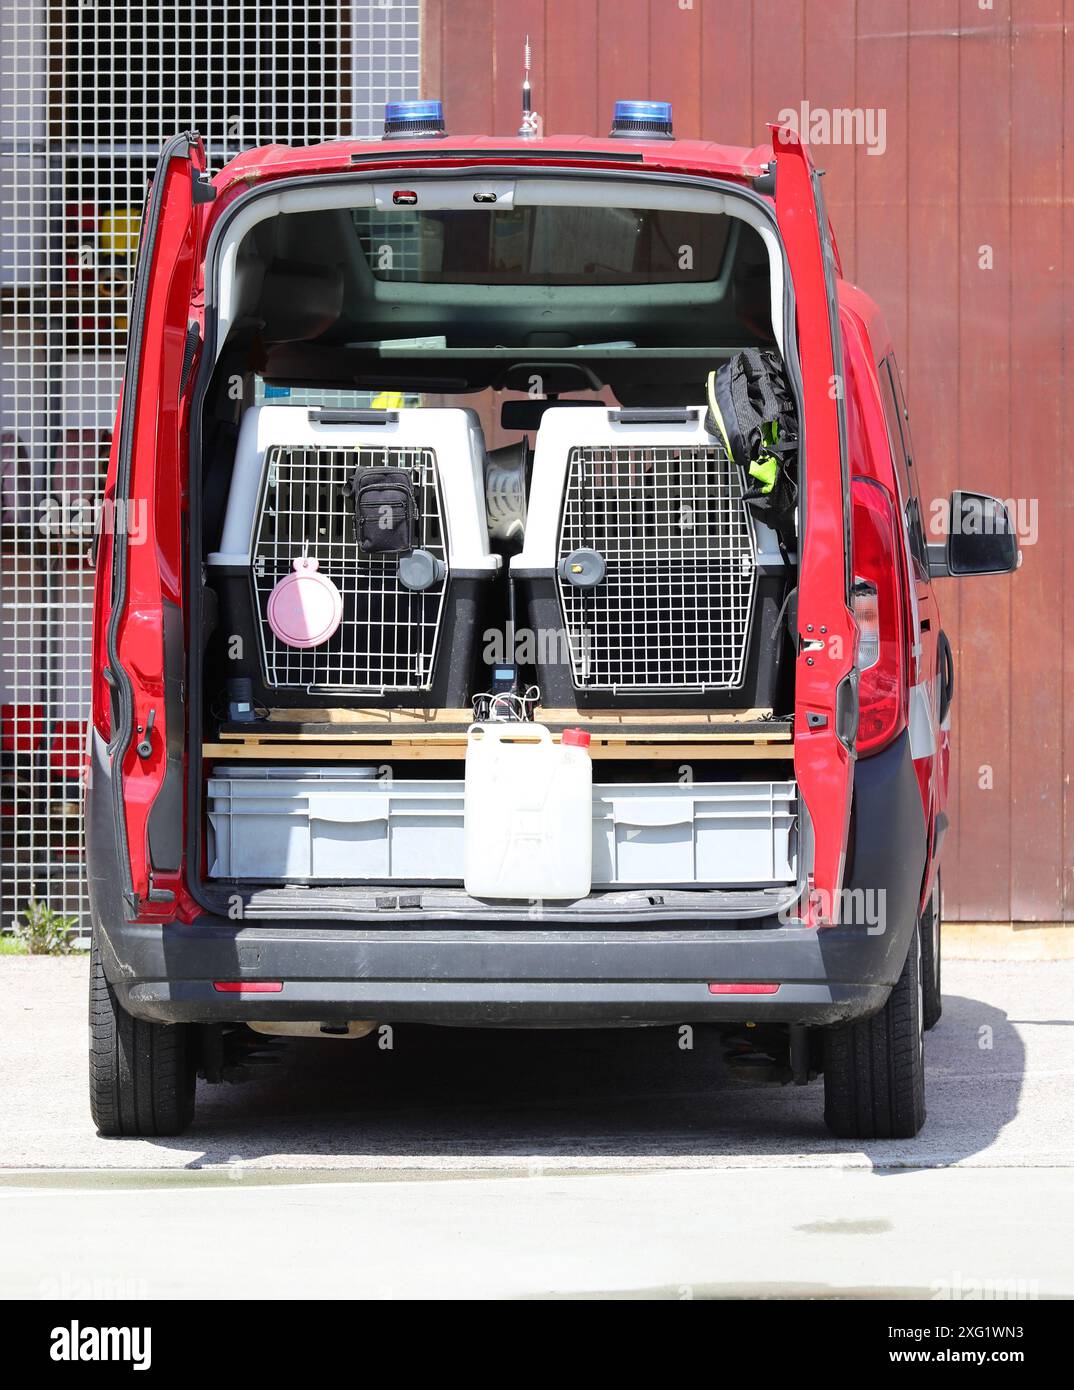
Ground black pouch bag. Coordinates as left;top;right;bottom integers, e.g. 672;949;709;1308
705;347;798;536
345;467;418;554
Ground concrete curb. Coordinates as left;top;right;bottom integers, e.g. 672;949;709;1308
944;923;1074;961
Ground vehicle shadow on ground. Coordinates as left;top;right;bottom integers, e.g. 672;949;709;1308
149;989;1025;1173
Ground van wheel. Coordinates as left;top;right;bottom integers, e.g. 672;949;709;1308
822;920;926;1139
89;934;196;1137
920;873;942;1030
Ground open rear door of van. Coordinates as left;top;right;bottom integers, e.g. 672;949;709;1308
771;127;858;924
102;132;206;917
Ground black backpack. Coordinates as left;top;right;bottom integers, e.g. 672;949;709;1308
705;348;798;535
344;467;418;554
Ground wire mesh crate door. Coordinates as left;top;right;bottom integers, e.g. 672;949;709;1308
557;443;756;693
253;444;447;694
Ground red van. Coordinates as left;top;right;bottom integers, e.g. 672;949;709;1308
86;103;1017;1140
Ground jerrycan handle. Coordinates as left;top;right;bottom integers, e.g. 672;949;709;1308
467;721;552;746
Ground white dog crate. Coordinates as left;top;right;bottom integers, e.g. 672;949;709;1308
207;405;500;708
512;406;790;708
206;767;798;889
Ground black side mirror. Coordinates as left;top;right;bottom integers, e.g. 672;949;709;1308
928;490;1019;578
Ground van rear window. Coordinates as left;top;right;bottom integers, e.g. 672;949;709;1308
351;206;732;286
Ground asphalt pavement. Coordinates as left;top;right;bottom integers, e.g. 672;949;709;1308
1;955;1071;1297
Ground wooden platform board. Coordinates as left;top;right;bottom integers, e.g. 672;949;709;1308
263;707;473;726
203;740;793;762
259;706;777;728
225;707;788;739
210;706;793;762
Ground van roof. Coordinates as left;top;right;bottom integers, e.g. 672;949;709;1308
211;133;776;193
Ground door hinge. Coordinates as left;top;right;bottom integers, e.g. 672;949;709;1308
135;707;157;759
752;160;776;195
180;322;201;394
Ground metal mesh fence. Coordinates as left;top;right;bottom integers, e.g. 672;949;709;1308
0;1;421;938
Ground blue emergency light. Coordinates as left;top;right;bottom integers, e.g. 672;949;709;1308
382;100;447;140
610;99;674;139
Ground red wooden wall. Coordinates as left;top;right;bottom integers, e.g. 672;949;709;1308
421;0;1072;922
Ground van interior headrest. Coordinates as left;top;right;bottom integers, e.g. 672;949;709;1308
500;399;606;432
258;259;344;344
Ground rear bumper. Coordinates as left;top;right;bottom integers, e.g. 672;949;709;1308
91;730;928;1029
97;916;906;1027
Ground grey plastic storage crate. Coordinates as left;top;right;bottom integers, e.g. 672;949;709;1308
206;768;465;883
591;782;797;886
206;769;797;888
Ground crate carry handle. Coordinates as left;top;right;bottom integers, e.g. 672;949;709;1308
310;408;399;425
306;793;390;824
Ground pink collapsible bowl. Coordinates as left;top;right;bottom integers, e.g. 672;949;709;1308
266;557;343;648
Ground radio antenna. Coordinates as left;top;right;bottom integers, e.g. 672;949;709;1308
518;35;539;138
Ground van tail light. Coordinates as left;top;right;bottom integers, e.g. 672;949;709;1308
851;579;880;670
851;477;908;756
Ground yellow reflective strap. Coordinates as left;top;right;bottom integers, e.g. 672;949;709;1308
705;370;735;461
749;454;778;494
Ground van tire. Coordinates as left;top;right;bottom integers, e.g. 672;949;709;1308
921;873;942;1031
822;920;926;1139
89;934;196;1137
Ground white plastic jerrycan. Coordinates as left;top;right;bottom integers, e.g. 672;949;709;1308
464;722;592;900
